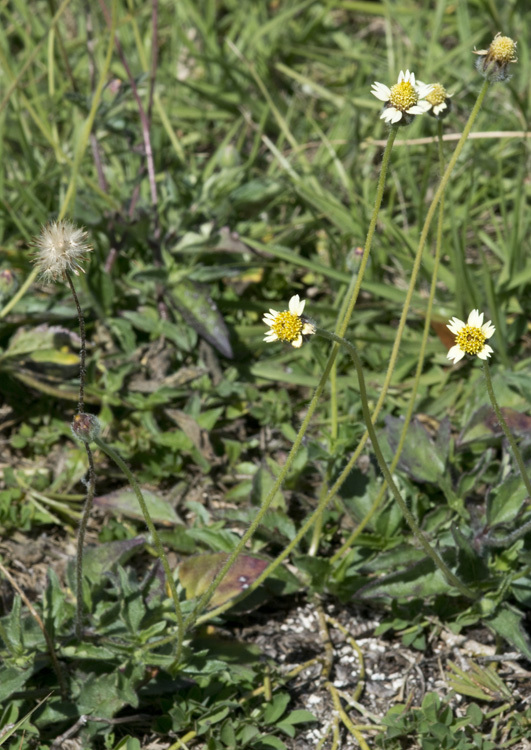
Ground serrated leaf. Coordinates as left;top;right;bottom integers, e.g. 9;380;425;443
169;279;233;358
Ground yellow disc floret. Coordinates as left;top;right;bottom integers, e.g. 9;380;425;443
263;294;316;348
474;33;517;81
455;325;487;356
447;309;495;364
389;81;418;112
270;310;303;343
426;83;447;107
489;34;517;64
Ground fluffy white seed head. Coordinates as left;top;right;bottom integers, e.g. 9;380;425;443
32;220;92;283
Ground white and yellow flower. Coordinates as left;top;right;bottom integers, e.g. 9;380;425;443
263;294;316;349
419;81;453;118
371;70;433;125
447;309;495;364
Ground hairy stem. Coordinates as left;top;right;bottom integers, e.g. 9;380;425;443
316;328;476;600
483;362;531;499
75;443;96;639
94;437;185;662
65;271;87;414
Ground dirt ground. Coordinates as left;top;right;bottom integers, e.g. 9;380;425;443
2;528;531;749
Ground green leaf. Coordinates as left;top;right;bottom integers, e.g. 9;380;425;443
251;463;286;510
197;705;231;729
447;659;513;702
1;325;78;360
262;692;290;724
451;526;488;583
486;604;531;660
178;552;269;609
487;477;528;526
110;738;142;750
0;666;33;702
359;555;458;600
93;487;181;525
281;709;318;725
255;735;288;749
229;177;283;206
76;672;127;718
380;416;448;483
29;348;79;365
169;278;233;358
82;537;146;580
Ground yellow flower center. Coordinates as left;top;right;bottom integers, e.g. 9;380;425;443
426;83;447;106
455;325;486;355
489;35;517;63
271;311;303;342
389;81;418;112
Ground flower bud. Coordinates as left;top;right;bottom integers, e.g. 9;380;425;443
71;413;101;444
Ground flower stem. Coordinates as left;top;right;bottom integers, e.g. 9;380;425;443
94;437;184;662
65;271;87;415
309;125;399;555
196;88;491;620
316;327;476;600
182;363;333;626
483;362;531;499
75;443;96;639
303;78;492;546
336;125;399;338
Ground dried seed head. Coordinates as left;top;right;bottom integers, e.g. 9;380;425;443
32;220;92;283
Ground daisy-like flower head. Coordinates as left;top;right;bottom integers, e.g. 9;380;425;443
446;309;495;365
473;33;517;82
371;70;433;125
31;220;92;283
419;81;453;119
263;294;316;349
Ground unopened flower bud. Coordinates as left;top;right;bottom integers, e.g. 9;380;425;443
71;413;101;444
473;33;517;82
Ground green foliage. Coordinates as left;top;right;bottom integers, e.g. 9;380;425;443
0;0;530;747
375;693;505;750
